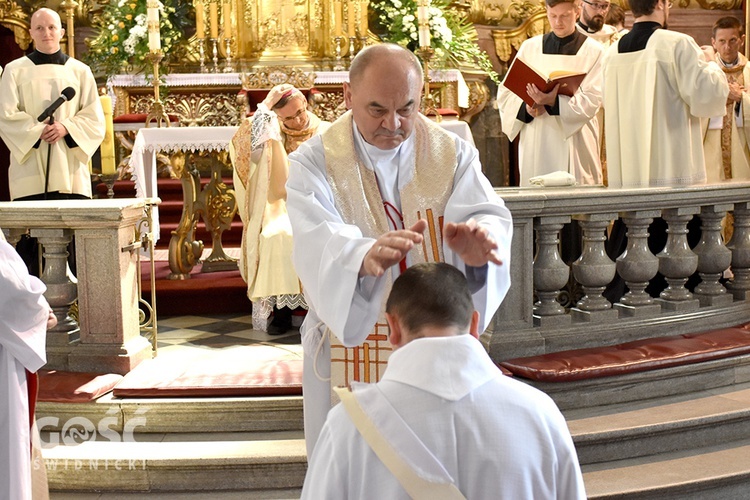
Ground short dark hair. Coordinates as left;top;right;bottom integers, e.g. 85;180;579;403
628;0;658;17
385;263;474;338
605;4;625;26
713;16;743;38
546;0;577;7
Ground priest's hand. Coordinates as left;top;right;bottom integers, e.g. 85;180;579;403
445;218;503;268
46;308;57;330
41;122;69;144
700;45;716;63
728;81;744;103
360;219;427;278
527;83;559;107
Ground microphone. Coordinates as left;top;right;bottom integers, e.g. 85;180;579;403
37;87;76;122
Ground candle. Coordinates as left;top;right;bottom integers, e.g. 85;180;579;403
348;1;357;36
147;0;161;51
417;0;430;48
360;0;369;37
333;1;342;37
99;95;116;175
195;1;205;39
223;0;231;39
209;1;219;39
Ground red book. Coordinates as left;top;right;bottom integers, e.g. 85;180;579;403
502;56;587;107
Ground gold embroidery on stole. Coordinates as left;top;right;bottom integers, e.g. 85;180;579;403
321;112;457;393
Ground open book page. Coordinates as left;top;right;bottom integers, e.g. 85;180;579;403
502;56;587;107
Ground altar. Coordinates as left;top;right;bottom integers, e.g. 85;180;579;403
108;70;470;127
129;120;476;279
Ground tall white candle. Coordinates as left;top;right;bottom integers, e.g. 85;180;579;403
147;0;161;51
417;0;430;48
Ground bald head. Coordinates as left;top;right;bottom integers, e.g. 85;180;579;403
348;44;423;88
29;8;64;54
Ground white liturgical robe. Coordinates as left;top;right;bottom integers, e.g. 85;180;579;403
0;239;49;500
287;114;513;456
302;335;586;500
603;29;729;188
497;34;604;186
0;57;104;199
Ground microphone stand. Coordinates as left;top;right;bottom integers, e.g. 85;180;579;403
44;115;54;200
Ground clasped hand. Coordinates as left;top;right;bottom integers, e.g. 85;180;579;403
359;218;503;277
526;83;559;117
40;121;68;144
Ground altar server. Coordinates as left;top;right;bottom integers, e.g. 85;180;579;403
1;234;55;500
0;8;104;201
497;0;605;186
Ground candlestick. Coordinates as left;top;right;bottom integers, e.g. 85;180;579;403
198;39;207;72
223;38;234;72
99;94;116;175
211;37;220;73
145;51;171;128
223;0;232;39
147;0;161;51
416;46;440;121
209;1;219;39
333;36;345;71
195;0;205;39
349;36;356;63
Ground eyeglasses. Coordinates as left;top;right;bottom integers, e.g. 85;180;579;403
278;107;306;123
582;0;611;11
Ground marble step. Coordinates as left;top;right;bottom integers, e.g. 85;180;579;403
582;438;750;499
51;490;302;499
529;353;750;411
36;394;304;436
567;381;750;465
43;431;307;493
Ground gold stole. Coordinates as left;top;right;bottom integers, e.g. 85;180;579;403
717;54;748;180
321;111;456;391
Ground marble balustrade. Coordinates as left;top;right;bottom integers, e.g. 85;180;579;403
489;183;750;362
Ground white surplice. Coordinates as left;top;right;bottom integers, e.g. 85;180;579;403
302;335;586;500
0;57;104;199
286;119;513;456
0;240;49;500
497;34;604;186
603;29;729;188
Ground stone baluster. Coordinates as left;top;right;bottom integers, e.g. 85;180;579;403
656;208;700;311
693;204;734;306
533;216;571;327
571;213;618;321
727;202;750;300
2;227;27;247
614;210;662;317
32;228;78;369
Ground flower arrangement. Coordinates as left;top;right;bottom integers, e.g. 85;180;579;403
84;0;193;78
371;0;498;82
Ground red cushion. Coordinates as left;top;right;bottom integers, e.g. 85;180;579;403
38;370;124;402
500;326;750;382
113;113;179;123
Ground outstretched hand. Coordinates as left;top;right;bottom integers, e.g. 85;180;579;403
360;220;428;277
444;219;503;267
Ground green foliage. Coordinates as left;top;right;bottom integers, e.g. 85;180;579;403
83;0;192;78
371;0;499;82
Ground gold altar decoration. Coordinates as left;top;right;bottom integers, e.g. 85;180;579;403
491;7;548;66
0;0;31;51
59;0;79;58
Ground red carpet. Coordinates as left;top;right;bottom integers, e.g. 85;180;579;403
38;370;124;403
113;347;302;398
141;260;250;316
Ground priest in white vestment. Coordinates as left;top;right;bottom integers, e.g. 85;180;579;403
602;0;729;188
497;0;605;186
302;263;586;500
230;84;330;333
1;234;55;500
703;16;750;183
0;8;104;201
577;0;621;47
287;44;513;456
